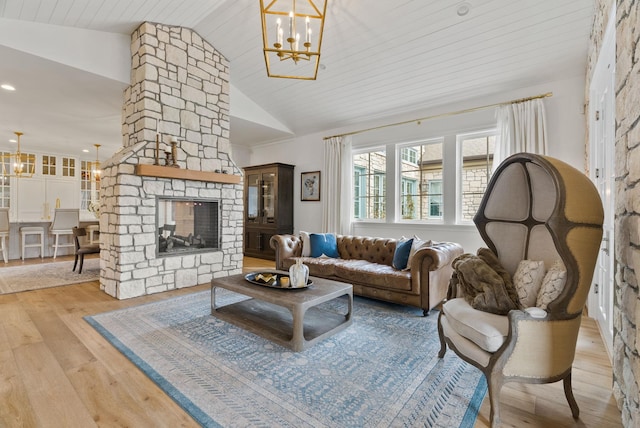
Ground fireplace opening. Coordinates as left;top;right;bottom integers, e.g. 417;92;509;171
156;197;220;256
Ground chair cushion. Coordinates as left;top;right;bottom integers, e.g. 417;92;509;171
300;231;311;257
442;298;509;353
78;244;100;254
309;233;340;258
513;260;546;308
536;260;567;309
392;238;413;270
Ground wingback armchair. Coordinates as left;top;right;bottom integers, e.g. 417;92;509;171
437;153;604;427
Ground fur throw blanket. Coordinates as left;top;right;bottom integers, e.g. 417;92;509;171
451;248;521;315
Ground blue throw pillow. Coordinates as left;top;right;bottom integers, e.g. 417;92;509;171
309;233;340;258
392;238;413;270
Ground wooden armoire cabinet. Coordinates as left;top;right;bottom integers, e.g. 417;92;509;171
243;163;294;260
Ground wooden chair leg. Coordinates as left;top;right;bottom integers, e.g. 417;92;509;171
488;374;502;428
437;314;447;358
73;254;79;272
563;371;580;419
0;236;6;263
78;254;84;274
53;233;59;259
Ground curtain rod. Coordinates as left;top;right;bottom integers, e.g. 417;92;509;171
323;91;553;141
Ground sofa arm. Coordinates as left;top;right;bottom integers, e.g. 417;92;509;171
270;234;302;270
410;241;464;272
410;242;464;313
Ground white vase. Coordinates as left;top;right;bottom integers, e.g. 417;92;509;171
289;258;309;288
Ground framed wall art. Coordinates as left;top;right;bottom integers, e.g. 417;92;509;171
301;171;321;201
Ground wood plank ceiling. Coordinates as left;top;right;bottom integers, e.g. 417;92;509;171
0;0;594;151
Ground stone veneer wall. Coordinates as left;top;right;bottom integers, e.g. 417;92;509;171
99;22;243;299
587;1;640;425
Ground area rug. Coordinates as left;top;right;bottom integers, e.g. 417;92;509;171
86;290;487;428
0;258;99;294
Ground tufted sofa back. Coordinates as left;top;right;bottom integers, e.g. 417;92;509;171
337;235;396;266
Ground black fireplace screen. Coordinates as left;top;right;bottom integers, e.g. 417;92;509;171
157;197;220;256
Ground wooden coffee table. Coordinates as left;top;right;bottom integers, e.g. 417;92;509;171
211;271;353;351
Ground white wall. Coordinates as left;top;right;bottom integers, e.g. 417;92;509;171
246;75;587;253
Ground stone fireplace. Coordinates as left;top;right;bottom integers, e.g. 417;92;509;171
98;22;243;299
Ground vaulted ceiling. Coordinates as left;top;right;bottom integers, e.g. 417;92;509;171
0;0;594;159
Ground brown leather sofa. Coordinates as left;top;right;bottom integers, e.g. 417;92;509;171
270;234;464;315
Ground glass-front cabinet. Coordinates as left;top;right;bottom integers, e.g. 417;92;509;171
243;163;294;259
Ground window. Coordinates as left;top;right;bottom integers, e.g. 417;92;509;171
373;172;385;219
42;155;57;176
401;178;417;219
401;147;418;164
80;161;92;211
353;149;386;220
353;166;366;219
428;180;443;217
351;127;496;225
62;157;75;177
398;139;443;221
0;152;10;208
458;131;496;221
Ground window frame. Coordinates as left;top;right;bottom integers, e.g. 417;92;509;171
352;147;387;222
350;127;496;226
395;137;444;223
456;128;497;224
400;177;417;219
353;166;366;219
427;179;443;219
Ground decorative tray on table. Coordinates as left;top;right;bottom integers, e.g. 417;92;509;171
244;271;312;289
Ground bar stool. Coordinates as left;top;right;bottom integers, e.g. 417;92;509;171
50;208;80;259
86;224;100;244
20;226;45;260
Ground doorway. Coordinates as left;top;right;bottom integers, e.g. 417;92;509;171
588;3;616;358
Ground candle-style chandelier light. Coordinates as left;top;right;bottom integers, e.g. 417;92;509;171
1;131;35;179
260;0;327;80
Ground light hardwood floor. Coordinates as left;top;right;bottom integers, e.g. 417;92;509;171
0;256;622;427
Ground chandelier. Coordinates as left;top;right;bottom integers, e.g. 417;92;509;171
92;144;101;181
260;0;327;80
1;131;35;179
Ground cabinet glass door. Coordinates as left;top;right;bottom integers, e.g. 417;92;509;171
246;173;260;223
262;172;275;223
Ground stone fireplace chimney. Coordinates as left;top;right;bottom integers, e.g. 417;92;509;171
99;22;243;299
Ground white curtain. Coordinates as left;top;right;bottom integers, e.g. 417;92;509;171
494;98;548;170
322;136;352;234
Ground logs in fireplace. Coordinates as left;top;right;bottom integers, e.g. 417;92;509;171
157;197;220;256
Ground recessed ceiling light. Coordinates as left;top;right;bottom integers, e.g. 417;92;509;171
457;2;471;16
82;149;89;153
9;139;16;143
1;84;16;91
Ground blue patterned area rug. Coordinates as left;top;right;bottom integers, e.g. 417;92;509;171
86;290;486;427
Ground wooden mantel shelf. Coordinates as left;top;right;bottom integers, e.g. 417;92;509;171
135;164;241;184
